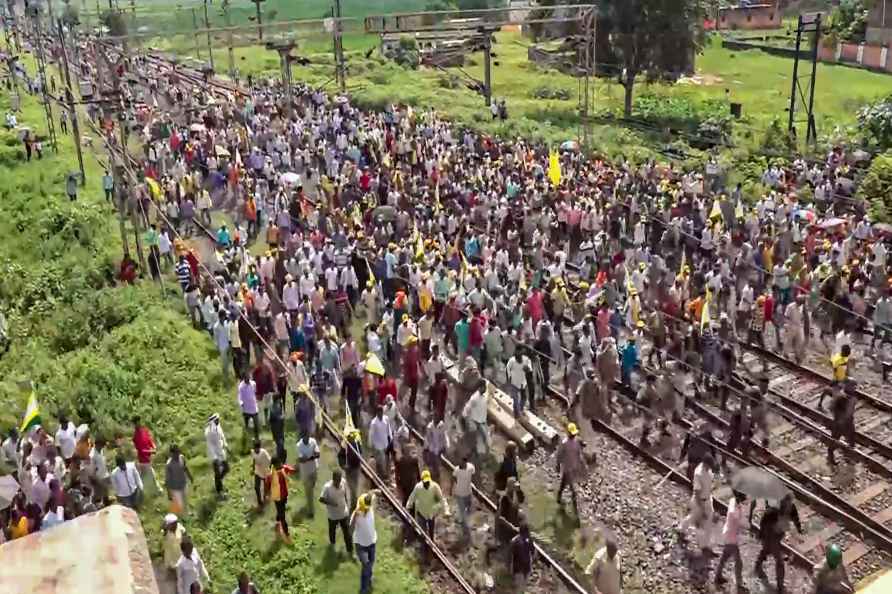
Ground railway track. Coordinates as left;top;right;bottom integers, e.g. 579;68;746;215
66;30;892;586
64;35;594;593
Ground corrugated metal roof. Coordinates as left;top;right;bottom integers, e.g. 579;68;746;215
0;505;159;594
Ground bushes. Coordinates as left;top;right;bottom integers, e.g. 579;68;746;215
857;151;892;223
857;95;892;151
531;86;572;100
630;94;732;140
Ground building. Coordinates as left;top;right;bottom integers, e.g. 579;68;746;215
714;3;783;31
0;505;160;594
867;0;892;45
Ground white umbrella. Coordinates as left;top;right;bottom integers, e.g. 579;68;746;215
0;475;20;509
281;171;300;185
189;123;205;133
214;145;230;157
820;217;847;229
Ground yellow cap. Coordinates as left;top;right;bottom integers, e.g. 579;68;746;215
636;320;645;328
567;422;579;436
402;313;410;321
421;469;432;482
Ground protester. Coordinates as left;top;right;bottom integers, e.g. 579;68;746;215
320;469;353;554
352;491;380;594
110;453;143;509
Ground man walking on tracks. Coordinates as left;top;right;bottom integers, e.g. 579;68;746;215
714;490;747;592
827;384;856;466
556;423;586;513
678;453;716;555
755;493;803;594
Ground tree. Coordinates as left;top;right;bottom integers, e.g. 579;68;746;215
858;94;892;151
61;1;81;27
100;10;127;37
599;0;703;117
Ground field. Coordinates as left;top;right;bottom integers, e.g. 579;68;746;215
144;27;892;165
0;70;431;594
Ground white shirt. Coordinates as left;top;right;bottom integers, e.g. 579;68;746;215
1;437;19;466
352;508;377;547
692;461;714;502
55;422;77;460
506;356;527;389
463;390;488;425
110;463;143;498
89;447;109;480
368;416;392;451
176;550;210;594
452;463;475;498
585;547;622;594
205;423;228;462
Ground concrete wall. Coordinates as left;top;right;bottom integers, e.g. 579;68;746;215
820;40;892;74
716;5;781;31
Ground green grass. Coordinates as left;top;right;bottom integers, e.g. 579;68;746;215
160;30;892;163
0;60;430;594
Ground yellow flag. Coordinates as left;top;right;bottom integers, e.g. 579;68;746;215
366;259;376;285
548;150;561;187
415;231;425;262
146;177;162;200
344;399;357;436
709;198;722;220
701;289;711;331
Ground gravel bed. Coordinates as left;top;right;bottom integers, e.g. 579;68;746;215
849;549;892;583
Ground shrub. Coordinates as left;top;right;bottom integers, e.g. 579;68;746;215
857;151;892;223
857;95;892;151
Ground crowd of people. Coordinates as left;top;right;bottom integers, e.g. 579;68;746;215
3;33;890;594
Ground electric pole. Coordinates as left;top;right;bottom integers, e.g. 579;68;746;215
251;0;264;41
29;5;59;153
203;0;214;71
482;32;492;107
191;7;201;60
57;21;86;185
788;13;822;146
332;0;345;94
222;0;235;80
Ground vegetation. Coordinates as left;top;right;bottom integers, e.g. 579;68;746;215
857;151;892;223
826;0;871;43
598;0;705;117
0;67;430;594
858;94;892;151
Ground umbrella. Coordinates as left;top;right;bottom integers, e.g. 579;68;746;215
794;208;816;223
560;140;580;152
214;145;230;158
189;123;205;133
280;171;300;185
0;475;20;509
730;466;790;502
372;205;397;223
820;217;847;229
364;353;385;377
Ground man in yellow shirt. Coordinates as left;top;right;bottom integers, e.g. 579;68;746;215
821;344;851;409
406;469;449;559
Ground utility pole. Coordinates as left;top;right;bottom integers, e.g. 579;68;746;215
332;0;345;94
251;0;264;41
57;21;86;185
267;40;296;109
222;0;235;80
191;7;201;60
482;31;492;107
29;5;59;153
203;0;214;71
787;12;822;146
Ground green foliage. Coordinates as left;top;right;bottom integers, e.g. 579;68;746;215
61;3;80;26
760;118;797;155
858;94;892;151
631;94;729;136
857;151;892;223
100;10;128;37
827;0;870;43
532;86;572;100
